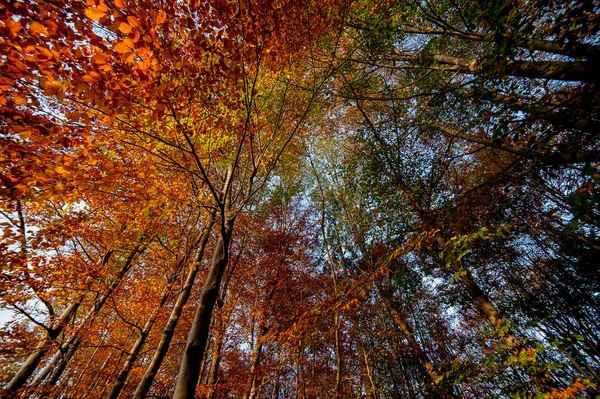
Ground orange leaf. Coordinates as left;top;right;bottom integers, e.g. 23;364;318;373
84;7;106;21
15;60;29;72
127;15;142;29
40;79;63;89
114;39;134;53
14;95;27;105
155;12;166;24
55;165;72;177
136;47;152;60
114;0;126;8
92;54;107;65
7;19;21;35
18;130;32;139
29;21;49;36
118;22;132;34
125;52;136;63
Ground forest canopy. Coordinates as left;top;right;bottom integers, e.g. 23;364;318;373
1;0;599;398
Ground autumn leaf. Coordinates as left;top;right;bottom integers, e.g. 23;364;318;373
127;15;142;29
84;7;106;21
18;130;31;139
40;78;63;89
14;95;27;105
155;12;167;24
55;165;73;178
29;21;49;36
118;22;132;34
114;39;135;53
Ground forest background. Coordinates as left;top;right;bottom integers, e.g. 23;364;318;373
1;0;599;398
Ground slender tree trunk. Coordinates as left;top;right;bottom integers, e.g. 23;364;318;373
172;220;233;399
4;300;81;392
243;324;267;399
429;124;600;165
67;336;105;393
133;214;215;399
46;335;81;385
88;352;114;393
333;311;344;398
271;377;279;399
377;289;455;399
105;254;185;399
204;312;225;399
431;54;593;82
204;252;239;399
27;241;146;391
350;317;377;399
431;230;558;391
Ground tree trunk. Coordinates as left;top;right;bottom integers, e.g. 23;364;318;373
204;312;225;399
46;335;81;385
133;214;215;399
4;300;81;391
378;291;455;398
27;241;146;391
333;311;344;398
432;54;593;82
172;220;233;399
243;324;267;399
429;124;600;165
350;317;377;399
105;254;185;399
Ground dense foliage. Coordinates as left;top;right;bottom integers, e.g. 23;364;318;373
1;0;598;398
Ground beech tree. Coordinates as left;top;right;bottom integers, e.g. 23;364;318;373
1;0;599;398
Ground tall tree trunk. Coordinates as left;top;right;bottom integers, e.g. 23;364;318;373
333;311;344;398
27;241;146;390
377;288;454;398
243;325;267;399
204;248;239;399
204;306;228;399
431;230;556;391
88;352;114;393
350;317;377;399
133;214;215;399
46;335;81;385
432;54;594;82
172;219;233;399
105;254;186;399
4;300;81;392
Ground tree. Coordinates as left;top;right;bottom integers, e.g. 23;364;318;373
1;0;598;398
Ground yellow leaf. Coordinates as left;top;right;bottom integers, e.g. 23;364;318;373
55;165;72;177
40;79;63;89
18;130;32;139
118;22;132;34
84;7;106;21
29;21;49;36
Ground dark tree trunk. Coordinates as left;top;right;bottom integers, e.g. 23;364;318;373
133;214;215;399
172;220;233;399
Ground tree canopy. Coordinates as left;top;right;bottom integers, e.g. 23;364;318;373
1;0;599;398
